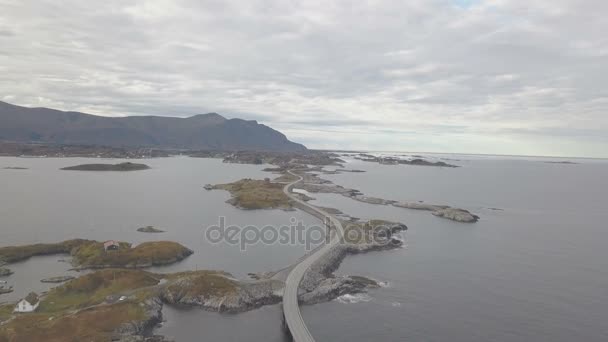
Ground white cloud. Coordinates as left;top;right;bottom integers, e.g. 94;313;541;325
0;0;607;157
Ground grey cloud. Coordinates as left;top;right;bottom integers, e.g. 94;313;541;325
0;0;607;157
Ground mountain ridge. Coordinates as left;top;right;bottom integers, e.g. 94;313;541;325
0;101;306;152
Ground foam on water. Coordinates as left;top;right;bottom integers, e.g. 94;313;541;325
335;293;373;304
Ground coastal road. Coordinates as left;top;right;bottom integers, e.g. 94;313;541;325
282;170;345;342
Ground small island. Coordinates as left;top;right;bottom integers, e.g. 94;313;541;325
60;162;150;171
0;239;192;269
71;241;193;269
40;276;75;283
210;178;292;210
544;161;578;165
137;226;165;233
354;154;459;167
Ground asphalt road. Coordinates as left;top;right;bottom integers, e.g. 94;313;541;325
282;171;345;342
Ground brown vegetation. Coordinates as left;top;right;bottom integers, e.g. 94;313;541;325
0;239;92;264
212;178;292;209
71;241;193;268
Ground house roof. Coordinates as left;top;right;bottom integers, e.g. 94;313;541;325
24;292;39;305
103;240;120;248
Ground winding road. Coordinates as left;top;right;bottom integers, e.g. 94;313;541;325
282;171;345;342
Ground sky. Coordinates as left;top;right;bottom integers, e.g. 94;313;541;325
1;0;607;157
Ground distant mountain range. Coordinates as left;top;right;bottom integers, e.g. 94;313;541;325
0;101;305;151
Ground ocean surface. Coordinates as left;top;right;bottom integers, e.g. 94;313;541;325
1;154;607;341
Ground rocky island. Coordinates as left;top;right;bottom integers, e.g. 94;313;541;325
60;162;150;171
0;268;13;277
137;226;165;233
354;153;459;167
40;276;75;283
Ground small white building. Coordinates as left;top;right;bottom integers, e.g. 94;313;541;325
14;292;40;313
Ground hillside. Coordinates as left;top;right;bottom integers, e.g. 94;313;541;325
0;101;306;152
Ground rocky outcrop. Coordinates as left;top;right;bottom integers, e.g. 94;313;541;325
353;154;459;167
0;268;12;277
40;276;75;283
137;226;165;233
159;272;283;313
292;172;480;223
392;201;449;211
298;220;406;304
113;297;165;341
299;274;379;305
432;208;480;223
0;286;13;295
352;195;396;206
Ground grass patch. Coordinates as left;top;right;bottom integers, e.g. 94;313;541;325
0;305;13;323
272;172;299;183
71;241;193;268
164;271;238;297
39;269;160;313
212;178;291;209
0;239;93;264
0;302;146;342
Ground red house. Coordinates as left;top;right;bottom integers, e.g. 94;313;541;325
103;240;120;251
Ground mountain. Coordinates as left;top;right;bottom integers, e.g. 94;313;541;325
0;101;306;151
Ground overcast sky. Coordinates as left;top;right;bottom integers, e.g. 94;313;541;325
1;0;607;157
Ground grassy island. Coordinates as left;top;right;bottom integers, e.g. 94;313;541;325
0;239;193;269
71;241;193;269
212;178;292;209
0;239;93;263
60;162;150;171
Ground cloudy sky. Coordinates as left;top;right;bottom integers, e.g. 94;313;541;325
1;0;607;157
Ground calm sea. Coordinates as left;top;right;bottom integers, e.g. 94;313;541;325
1;154;607;341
